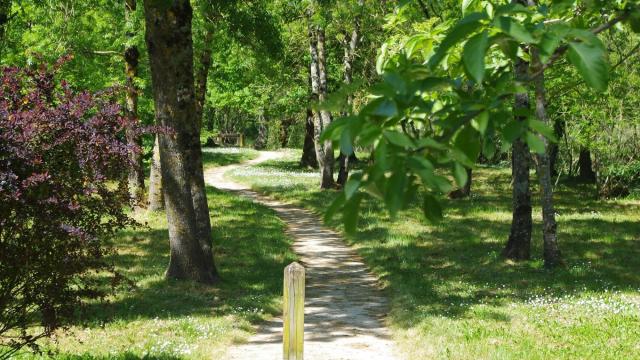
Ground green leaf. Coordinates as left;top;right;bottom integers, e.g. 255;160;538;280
453;163;469;187
471;110;490;135
343;194;363;233
539;31;562;64
340;128;354;155
320;116;349;142
501;120;525;143
454;126;481;163
385;170;407;218
324;193;345;223
463;31;489;83
495;16;535;44
525;132;546;154
344;173;362;200
482;138;496;159
567;39;609;92
422;194;443;223
373;99;399;118
528;118;557;142
383;130;415;148
429;12;486;69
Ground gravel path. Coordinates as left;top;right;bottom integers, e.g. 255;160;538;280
204;151;400;360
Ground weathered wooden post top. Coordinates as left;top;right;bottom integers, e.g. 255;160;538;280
283;262;305;360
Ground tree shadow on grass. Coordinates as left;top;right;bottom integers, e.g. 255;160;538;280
79;186;296;327
235;163;640;331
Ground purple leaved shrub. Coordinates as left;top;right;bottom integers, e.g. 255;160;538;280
0;59;140;357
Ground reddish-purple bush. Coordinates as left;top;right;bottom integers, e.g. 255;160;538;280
0;60;139;357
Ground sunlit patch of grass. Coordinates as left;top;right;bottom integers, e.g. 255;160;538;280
11;147;296;359
230;149;640;360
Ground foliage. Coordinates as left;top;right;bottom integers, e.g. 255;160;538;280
0;61;137;357
322;0;640;231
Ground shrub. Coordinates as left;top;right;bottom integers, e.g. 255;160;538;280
0;60;138;358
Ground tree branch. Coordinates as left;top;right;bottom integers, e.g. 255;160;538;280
527;10;631;81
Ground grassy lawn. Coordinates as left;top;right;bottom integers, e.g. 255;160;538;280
229;149;640;360
12;147;296;359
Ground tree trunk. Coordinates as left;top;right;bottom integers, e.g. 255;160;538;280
336;2;362;188
578;148;596;182
148;135;164;211
254;112;267;150
300;108;319;168
195;28;214;126
503;55;532;261
549;118;564;177
532;50;562;268
143;0;216;284
124;0;145;207
314;25;335;189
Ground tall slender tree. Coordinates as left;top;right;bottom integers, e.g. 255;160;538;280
502;0;534;261
531;48;562;267
143;0;217;283
124;0;145;206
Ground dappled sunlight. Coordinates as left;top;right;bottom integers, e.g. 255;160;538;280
231;149;640;359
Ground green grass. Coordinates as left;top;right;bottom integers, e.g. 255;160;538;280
11;147;296;359
229;149;640;360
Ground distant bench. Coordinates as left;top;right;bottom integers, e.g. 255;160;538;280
216;133;244;147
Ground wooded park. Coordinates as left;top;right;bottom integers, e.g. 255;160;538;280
1;0;639;359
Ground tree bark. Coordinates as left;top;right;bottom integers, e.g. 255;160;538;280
578;148;596;182
124;0;145;207
532;50;562;268
503;55;532;261
336;1;363;188
313;25;335;189
148;135;164;211
300;108;319;168
195;28;214;126
143;0;217;284
549;118;565;177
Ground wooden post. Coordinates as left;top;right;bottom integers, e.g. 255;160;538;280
239;134;244;147
283;262;305;360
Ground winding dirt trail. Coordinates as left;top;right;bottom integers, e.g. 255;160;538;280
204;151;399;360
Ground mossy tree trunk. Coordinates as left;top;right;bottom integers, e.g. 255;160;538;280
143;0;217;284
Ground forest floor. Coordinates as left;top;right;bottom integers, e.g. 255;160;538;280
229;149;640;360
204;152;399;360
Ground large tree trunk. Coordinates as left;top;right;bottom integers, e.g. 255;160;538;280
578;148;596;182
300;108;319;168
314;26;335;189
148;135;164;211
143;0;217;284
125;0;145;207
532;50;562;268
503;55;532;261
